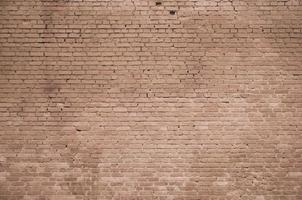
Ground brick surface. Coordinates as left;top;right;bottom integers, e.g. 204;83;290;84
0;0;302;199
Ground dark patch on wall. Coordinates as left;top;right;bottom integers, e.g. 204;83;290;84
169;10;176;15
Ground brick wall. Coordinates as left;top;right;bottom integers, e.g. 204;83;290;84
0;0;301;199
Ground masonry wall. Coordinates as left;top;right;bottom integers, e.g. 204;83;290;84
0;0;301;199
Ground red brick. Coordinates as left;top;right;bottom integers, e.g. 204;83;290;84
0;0;301;199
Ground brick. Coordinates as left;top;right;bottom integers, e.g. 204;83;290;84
0;0;301;199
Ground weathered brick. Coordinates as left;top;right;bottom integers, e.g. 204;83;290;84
0;0;301;199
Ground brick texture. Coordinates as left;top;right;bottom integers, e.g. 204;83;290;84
0;0;302;199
